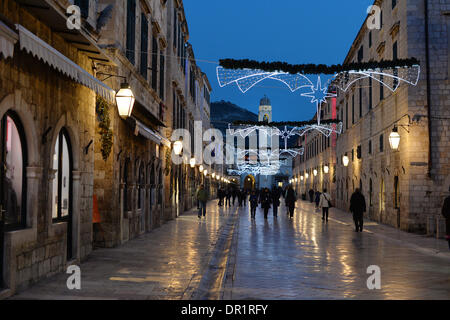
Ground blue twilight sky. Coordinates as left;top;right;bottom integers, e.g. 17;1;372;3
183;0;374;122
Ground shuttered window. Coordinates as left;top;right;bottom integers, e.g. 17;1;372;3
75;0;89;18
140;13;148;79
152;36;158;91
126;0;136;65
160;50;165;99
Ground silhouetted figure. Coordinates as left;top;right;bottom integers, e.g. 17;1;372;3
260;188;271;220
225;188;231;207
285;187;297;219
350;188;366;232
249;190;258;219
271;187;281;217
196;184;208;219
232;189;237;206
315;190;321;208
309;189;314;203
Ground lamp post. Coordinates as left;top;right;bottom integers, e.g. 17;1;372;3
173;140;183;156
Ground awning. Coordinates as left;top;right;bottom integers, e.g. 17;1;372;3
127;117;170;147
0;21;18;59
15;24;115;103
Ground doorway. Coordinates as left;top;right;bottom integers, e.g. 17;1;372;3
244;175;255;191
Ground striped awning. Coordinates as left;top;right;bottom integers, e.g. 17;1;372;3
129;117;171;147
0;21;18;59
15;24;115;103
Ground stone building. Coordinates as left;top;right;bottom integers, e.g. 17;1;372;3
0;0;211;297
294;0;450;235
0;0;115;297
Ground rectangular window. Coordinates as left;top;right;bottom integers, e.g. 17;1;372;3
345;101;348;130
380;134;384;152
151;36;158;91
357;46;364;62
126;0;136;65
393;42;399;88
140;13;148;79
369;31;372;48
173;8;177;48
392;0;397;9
369;78;372;110
75;0;89;18
357;145;362;159
369;140;372;154
352;95;355;124
172;91;176;128
380;75;384;101
159;50;165;99
359;87;362;118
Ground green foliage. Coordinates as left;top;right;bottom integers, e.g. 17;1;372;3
164;149;171;176
96;96;113;161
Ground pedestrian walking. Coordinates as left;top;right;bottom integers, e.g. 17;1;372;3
309;189;314;203
442;185;450;250
249;190;258;219
315;190;321;208
238;189;244;207
271;187;281;217
218;188;224;207
225;188;231;207
350;188;366;232
319;188;332;222
196;184;208;219
285;186;297;219
260;188;272;219
232;189;237;206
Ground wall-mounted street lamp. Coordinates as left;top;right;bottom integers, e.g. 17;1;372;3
305;172;309;179
313;169;318;176
295;177;298;183
173;140;183;156
204;170;208;176
212;173;216;179
389;126;401;150
189;157;196;168
324;165;329;174
300;175;304;181
342;155;349;167
199;165;204;173
116;83;135;118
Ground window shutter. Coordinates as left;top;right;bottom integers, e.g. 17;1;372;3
126;0;136;65
140;14;148;78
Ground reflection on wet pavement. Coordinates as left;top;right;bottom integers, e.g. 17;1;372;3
229;201;450;300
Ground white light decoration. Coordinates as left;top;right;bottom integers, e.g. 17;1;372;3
342;155;349;167
116;83;135;117
189;157;196;168
173;140;183;155
313;169;318;176
301;76;337;124
389;127;401;150
199;165;204;173
324;165;329;174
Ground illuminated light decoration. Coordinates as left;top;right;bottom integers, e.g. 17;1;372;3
227;161;286;176
313;169;318;176
389;127;401;150
324;165;329;174
342;155;349;167
116;83;135;118
334;65;420;93
217;66;314;94
301;76;337;124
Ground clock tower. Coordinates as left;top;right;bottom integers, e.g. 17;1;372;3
258;95;272;123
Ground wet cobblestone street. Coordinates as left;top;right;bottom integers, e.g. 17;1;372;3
10;200;450;300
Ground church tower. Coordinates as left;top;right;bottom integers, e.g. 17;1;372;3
258;95;272;123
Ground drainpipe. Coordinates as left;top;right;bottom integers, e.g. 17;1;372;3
424;0;432;178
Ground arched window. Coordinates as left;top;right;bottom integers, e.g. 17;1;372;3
52;129;72;221
1;112;27;230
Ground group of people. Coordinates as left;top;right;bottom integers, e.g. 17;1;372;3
197;183;450;248
217;188;248;207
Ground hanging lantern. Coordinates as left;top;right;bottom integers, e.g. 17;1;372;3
389;126;401;150
212;173;216;178
324;165;329;174
204;170;208;176
295;177;298;183
301;175;304;181
116;83;135;117
199;165;204;172
342;155;349;167
313;169;318;176
305;172;309;179
173;140;183;155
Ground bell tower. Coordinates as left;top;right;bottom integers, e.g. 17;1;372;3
258;95;272;123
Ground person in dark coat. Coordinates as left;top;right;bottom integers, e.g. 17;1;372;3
249;190;258;219
350;188;366;232
238;189;244;207
271;187;281;217
285;187;297;219
442;186;450;250
225;188;231;207
260;188;272;219
218;188;224;207
315;190;321;208
232;189;237;206
309;189;315;203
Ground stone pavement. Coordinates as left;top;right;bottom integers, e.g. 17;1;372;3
224;200;450;300
10;203;236;300
9;199;450;300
